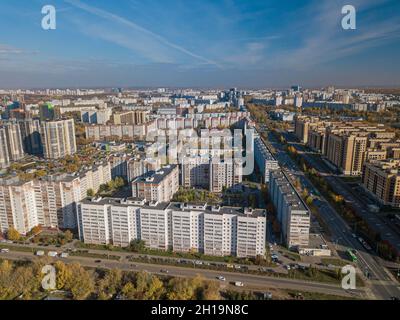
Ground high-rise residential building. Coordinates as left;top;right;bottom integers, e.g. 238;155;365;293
294;115;320;144
77;198;266;258
362;159;400;208
297;116;400;176
41;119;77;159
81;108;112;125
0;122;25;168
39;103;56;121
0;161;112;233
180;156;210;188
326;132;368;176
269;170;310;249
254;137;279;183
132;165;179;203
209;159;242;193
113;110;149;125
0;179;38;235
17;119;43;155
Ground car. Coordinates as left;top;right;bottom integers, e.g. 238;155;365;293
217;276;226;281
95;260;102;263
285;265;291;271
234;281;244;287
130;264;137;268
160;269;169;274
264;292;273;300
60;252;69;258
0;248;10;253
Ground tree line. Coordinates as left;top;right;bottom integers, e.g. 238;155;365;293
0;259;226;300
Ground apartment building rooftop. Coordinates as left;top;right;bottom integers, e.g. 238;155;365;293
79;197;266;217
80;197;171;210
368;159;400;173
133;164;177;185
168;202;266;217
254;137;276;161
270;170;309;214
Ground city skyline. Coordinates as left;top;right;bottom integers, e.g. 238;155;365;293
1;0;400;88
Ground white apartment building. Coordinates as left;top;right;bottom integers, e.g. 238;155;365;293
0;161;112;234
269;170;310;249
254;137;279;183
209;159;243;193
0;122;25;168
77;199;266;258
132;165;179;203
0;179;38;235
180;156;210;188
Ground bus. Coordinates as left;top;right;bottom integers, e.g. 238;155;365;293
347;249;358;263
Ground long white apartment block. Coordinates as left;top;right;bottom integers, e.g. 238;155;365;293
269;169;310;249
254;136;279;183
77;198;266;258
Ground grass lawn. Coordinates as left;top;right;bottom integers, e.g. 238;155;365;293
321;258;352;267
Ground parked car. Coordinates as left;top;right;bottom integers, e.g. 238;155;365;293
0;248;10;253
35;250;45;256
234;281;244;287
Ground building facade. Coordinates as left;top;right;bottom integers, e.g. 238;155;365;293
41;119;77;159
78;198;266;258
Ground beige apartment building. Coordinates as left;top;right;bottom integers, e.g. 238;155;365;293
298;116;400;175
113;110;149;125
41;119;77;159
362;159;400;208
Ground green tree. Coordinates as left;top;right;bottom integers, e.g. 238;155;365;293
129;239;146;253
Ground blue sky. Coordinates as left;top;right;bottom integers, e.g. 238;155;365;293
0;0;400;88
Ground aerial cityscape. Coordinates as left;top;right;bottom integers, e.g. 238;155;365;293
0;0;400;306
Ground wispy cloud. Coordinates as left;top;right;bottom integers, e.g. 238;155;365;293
64;0;220;67
271;0;400;69
0;44;38;55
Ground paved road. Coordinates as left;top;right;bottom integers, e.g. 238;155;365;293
282;130;400;254
261;127;400;300
0;250;366;299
